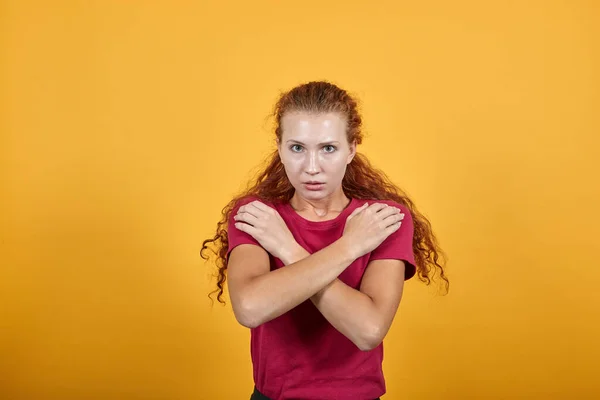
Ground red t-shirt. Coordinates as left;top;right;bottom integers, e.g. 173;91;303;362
227;196;416;400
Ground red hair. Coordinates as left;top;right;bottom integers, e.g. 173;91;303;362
200;80;449;304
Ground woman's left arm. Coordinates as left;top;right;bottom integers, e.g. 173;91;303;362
282;246;405;351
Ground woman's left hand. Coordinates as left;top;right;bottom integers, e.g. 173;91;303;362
234;200;300;262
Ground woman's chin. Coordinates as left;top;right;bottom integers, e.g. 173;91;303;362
295;186;324;196
302;190;331;200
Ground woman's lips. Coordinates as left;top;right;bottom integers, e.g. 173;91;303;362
304;182;324;191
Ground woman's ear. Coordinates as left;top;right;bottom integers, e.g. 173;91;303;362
347;140;357;164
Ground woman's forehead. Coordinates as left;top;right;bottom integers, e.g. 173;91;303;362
281;112;347;141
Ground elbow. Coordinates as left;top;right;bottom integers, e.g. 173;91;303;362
238;318;261;329
235;314;260;329
356;325;384;352
357;338;382;352
232;299;263;329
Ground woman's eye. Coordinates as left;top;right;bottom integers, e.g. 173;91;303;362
324;145;336;153
291;145;303;152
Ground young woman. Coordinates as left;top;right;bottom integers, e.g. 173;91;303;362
201;81;449;400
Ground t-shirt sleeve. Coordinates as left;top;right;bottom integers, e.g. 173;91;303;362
369;203;417;280
226;198;263;260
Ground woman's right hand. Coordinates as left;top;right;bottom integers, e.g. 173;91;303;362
342;203;405;259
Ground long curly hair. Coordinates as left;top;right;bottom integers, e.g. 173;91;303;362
200;80;449;304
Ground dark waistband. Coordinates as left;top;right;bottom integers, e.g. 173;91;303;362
250;386;271;400
251;386;380;400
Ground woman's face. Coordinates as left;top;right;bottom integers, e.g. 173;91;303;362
278;112;356;200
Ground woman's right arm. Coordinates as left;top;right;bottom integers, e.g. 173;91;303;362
227;237;356;329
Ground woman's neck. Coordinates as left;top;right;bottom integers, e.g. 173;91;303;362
289;192;351;220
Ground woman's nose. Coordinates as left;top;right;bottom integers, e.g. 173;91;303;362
305;152;320;173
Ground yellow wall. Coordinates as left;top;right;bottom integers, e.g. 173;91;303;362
1;1;599;398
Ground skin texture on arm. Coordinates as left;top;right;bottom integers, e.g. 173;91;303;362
226;236;357;329
230;199;406;347
282;246;406;351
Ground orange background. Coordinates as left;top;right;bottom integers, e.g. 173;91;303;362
1;1;599;398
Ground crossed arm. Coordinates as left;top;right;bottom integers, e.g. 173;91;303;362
227;241;406;351
282;246;405;351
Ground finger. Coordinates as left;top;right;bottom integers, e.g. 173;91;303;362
248;202;272;217
234;221;260;237
384;220;402;234
250;200;274;214
234;211;259;226
348;202;369;218
238;203;261;218
379;206;402;219
369;203;389;213
347;204;364;218
383;212;405;226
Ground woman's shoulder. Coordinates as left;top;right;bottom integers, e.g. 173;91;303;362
232;195;277;209
354;198;407;211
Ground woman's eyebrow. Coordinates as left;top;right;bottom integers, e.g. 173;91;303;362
286;140;340;145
